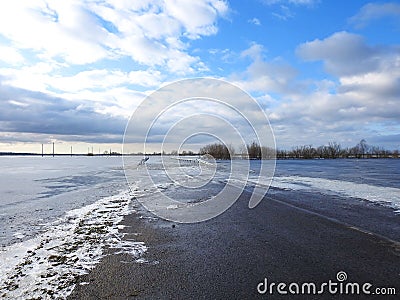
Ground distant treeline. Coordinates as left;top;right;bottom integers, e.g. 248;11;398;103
199;141;275;160
198;139;399;160
278;140;398;159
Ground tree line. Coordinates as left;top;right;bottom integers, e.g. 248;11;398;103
198;139;399;160
277;139;398;159
199;141;275;160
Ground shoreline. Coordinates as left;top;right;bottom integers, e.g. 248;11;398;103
68;189;400;299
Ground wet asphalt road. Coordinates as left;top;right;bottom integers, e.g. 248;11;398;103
69;188;400;299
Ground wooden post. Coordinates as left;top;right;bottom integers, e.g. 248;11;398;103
41;144;44;157
52;142;54;157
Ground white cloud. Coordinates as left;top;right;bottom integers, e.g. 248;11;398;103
91;0;228;72
248;18;261;26
0;62;57;92
296;31;400;108
52;70;120;92
271;5;294;20
0;60;68;92
0;0;230;148
296;31;384;76
349;2;400;28
0;46;24;64
288;0;317;5
0;1;398;151
8;100;29;108
233;43;299;95
62;87;149;118
262;0;317;20
0;0;229;72
262;0;318;6
0;62;162;102
268;74;400;147
0;1;110;64
228;34;400;148
164;0;228;39
240;43;264;60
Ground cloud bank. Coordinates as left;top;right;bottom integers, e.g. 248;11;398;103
0;0;398;152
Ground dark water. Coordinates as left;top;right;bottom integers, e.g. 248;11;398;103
273;159;400;188
252;159;400;241
1;157;399;299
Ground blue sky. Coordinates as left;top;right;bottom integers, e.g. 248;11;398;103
0;0;399;153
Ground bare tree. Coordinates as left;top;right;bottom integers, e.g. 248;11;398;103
247;141;261;159
328;142;341;158
357;139;368;158
200;143;231;160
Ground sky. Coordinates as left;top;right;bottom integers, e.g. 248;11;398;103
0;0;399;154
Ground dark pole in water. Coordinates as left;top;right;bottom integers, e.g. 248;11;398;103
41;144;43;157
52;142;54;157
71;146;73;157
